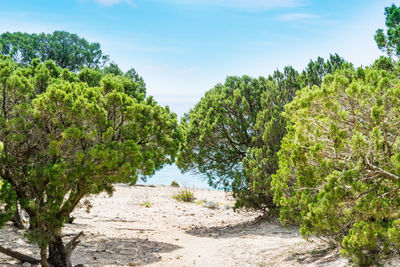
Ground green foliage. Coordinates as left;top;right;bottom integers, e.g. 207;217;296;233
170;180;180;187
140;201;152;208
272;67;400;265
237;66;301;214
172;190;196;202
178;55;347;214
372;56;395;72
0;31;109;71
0;180;16;228
0;56;181;264
103;62;124;76
239;55;347;214
102;62;146;100
375;4;400;57
177;75;268;189
124;68;146;98
301;53;348;88
101;72;146;101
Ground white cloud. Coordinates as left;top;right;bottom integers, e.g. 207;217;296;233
162;0;304;10
277;13;320;21
93;0;135;7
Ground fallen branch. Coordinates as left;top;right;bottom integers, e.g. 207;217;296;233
0;244;40;264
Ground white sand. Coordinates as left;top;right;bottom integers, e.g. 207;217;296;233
0;184;351;266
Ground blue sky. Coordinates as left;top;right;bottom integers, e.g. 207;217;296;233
0;0;397;116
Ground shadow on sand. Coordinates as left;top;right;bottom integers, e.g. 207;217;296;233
185;217;299;239
72;235;182;266
0;224;181;267
285;246;341;265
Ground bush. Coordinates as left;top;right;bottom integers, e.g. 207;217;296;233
170;181;180;187
272;67;400;265
140;201;152;208
172;190;196;202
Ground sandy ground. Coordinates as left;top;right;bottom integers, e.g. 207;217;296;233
0;184;351;267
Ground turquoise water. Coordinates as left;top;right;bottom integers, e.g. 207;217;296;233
136;164;214;189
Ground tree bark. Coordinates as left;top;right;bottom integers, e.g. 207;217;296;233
40;247;50;267
48;235;72;267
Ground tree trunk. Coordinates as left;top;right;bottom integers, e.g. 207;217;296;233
0;231;83;266
40;247;50;267
48;235;72;267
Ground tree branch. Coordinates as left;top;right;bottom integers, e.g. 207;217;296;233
364;162;399;182
0;244;40;264
355;176;386;200
66;231;84;258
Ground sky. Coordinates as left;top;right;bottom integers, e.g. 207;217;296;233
0;0;397;117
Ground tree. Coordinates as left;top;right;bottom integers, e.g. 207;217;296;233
124;68;146;98
272;66;400;265
103;62;124;76
375;4;400;57
237;54;348;213
0;31;109;71
0;56;181;266
178;55;347;214
302;53;347;88
102;63;147;101
237;66;301;214
177;76;267;190
236;55;345;212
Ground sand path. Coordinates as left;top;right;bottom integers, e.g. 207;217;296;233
0;184;349;266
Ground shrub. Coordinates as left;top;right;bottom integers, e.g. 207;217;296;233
170;181;180;187
140;201;152;208
240;55;347;214
172;190;196;202
272;67;400;265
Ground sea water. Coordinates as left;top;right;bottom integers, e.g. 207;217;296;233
136;164;214;190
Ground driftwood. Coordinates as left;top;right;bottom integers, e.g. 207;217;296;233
0;244;40;264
